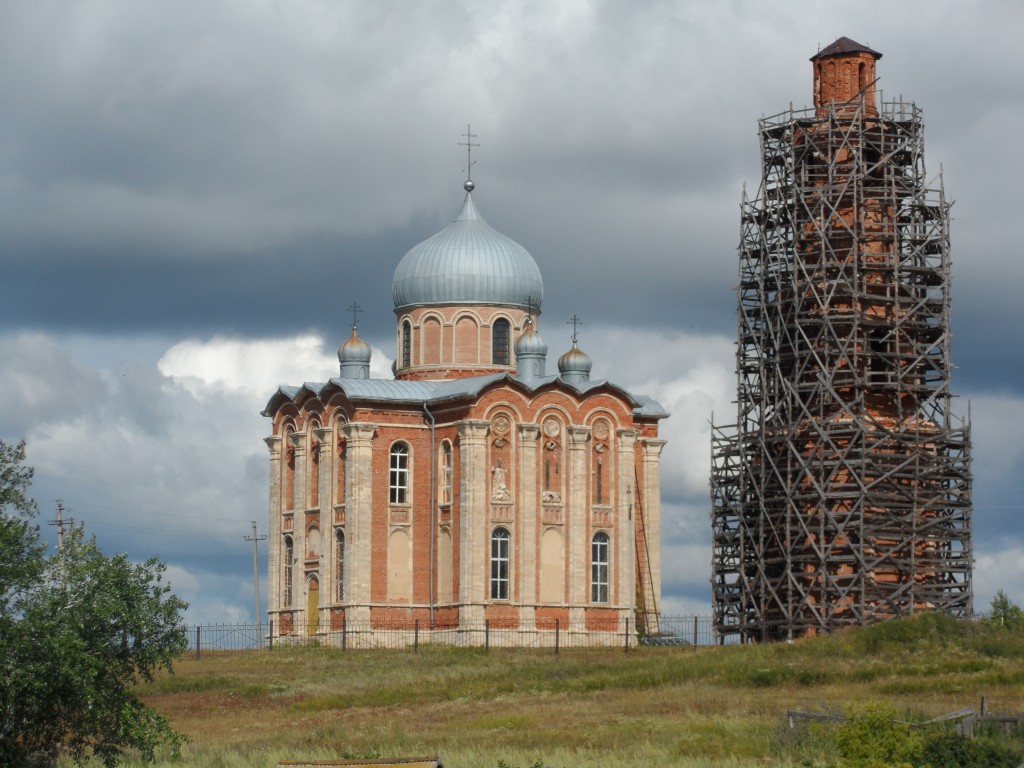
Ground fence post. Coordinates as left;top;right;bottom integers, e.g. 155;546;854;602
693;616;699;646
342;620;347;651
555;619;560;656
624;617;630;653
268;619;273;651
414;619;419;652
195;626;201;660
485;619;490;651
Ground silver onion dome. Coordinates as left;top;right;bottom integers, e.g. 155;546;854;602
392;184;543;312
515;316;548;380
557;340;592;384
338;327;372;378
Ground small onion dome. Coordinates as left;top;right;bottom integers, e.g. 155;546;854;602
557;340;592;385
515;318;548;380
338;327;371;379
515;318;548;357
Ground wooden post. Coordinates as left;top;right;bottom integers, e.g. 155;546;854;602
195;626;201;660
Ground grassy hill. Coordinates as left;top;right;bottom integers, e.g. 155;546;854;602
107;613;1024;767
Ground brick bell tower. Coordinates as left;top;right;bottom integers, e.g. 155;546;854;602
812;36;881;117
710;38;973;642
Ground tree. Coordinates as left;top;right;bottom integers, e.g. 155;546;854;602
988;589;1024;630
0;439;188;767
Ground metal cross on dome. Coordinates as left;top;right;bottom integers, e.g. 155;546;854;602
347;301;363;331
567;314;583;344
525;295;539;324
459;124;479;180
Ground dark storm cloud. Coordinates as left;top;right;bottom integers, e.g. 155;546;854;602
3;1;1020;369
2;0;1023;619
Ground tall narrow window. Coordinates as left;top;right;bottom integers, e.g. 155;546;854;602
402;320;412;368
439;441;453;505
390;442;409;504
309;433;320;510
595;457;604;505
284;428;296;510
335;429;346;507
283;536;294;607
490;527;510;600
591;532;610;603
492;318;510;365
336;530;346;601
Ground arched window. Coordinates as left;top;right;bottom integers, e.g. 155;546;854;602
335;426;346;507
402;320;412;369
390;442;410;504
308;429;321;509
283;536;294;607
492;318;510;365
439;441;453;505
490;527;510;600
335;530;346;601
591;532;610;603
284;426;296;510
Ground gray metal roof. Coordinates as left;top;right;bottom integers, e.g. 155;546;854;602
264;373;667;420
392;191;544;311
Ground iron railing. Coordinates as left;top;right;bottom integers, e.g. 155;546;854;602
184;615;717;656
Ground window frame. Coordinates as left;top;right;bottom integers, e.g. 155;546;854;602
401;320;412;369
492;317;510;366
490;527;511;600
439;440;453;506
335;529;346;601
591;532;610;603
389;442;410;505
283;535;295;607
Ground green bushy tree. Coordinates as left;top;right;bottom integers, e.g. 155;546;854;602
988;589;1024;630
0;439;188;767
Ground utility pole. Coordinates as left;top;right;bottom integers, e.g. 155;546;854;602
48;499;74;556
244;521;267;647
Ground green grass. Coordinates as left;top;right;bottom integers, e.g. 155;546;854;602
75;613;1024;768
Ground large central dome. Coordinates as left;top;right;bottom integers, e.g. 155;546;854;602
392;184;544;312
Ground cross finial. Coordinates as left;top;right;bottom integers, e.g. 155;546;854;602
459;124;479;182
525;295;539;324
347;301;363;331
567;314;583;344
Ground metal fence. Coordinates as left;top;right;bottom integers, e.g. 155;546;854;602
185;615;718;657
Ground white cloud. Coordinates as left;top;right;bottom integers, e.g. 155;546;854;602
157;334;394;399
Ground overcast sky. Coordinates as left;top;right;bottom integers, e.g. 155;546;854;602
2;0;1022;623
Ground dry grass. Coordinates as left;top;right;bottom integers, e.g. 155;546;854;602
87;613;1024;767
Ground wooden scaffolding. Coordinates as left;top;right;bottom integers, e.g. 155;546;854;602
710;94;972;642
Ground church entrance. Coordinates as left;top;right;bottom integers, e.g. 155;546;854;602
307;577;319;636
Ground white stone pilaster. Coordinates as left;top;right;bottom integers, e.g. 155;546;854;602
517;423;541;622
616;429;639;617
315;425;333;614
567;425;591;629
457;420;490;624
342;423;375;622
265;435;282;618
640;437;667;621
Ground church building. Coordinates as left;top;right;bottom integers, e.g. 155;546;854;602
263;175;668;645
